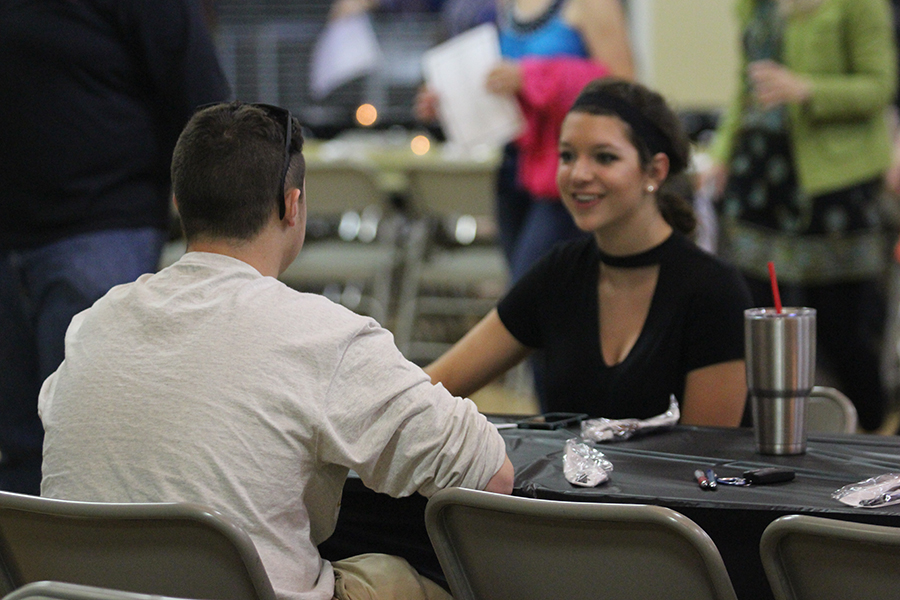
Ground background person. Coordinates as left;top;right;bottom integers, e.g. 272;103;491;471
416;0;635;280
425;79;753;426
702;0;897;432
490;0;633;282
329;0;494;34
0;0;231;494
416;0;634;406
39;102;513;600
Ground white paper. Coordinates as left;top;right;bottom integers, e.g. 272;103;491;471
422;23;523;150
310;13;382;101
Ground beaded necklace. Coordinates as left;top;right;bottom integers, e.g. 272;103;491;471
506;0;567;34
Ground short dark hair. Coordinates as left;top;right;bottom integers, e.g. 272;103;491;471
568;79;696;235
171;102;305;242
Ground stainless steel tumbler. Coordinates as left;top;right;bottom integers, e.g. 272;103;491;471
745;307;816;455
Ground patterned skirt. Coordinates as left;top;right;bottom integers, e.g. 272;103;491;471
719;128;886;285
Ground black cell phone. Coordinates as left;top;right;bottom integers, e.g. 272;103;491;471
743;467;795;485
517;412;588;430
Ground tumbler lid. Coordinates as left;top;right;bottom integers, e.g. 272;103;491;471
745;307;816;319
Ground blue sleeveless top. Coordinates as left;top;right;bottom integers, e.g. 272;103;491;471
498;0;589;59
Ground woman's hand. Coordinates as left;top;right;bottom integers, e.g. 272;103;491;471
697;161;730;200
329;0;377;20
485;61;523;96
413;85;440;123
748;60;812;109
886;155;900;197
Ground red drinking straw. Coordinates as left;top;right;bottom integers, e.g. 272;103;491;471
767;261;782;314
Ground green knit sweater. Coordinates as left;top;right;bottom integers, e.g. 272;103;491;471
710;0;897;196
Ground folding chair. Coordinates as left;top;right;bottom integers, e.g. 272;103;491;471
0;492;275;600
807;386;858;434
761;514;900;600
158;158;401;326
394;159;507;362
3;581;185;600
279;158;401;325
425;487;738;600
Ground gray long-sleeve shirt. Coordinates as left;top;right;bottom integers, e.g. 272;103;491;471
39;251;506;600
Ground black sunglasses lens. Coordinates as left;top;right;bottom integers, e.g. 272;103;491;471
251;104;292;220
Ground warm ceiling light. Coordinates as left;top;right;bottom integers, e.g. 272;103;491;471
410;134;430;155
356;103;377;126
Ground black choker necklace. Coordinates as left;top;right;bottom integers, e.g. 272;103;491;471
596;234;675;268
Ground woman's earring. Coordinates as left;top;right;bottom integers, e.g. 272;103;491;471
646;185;655;193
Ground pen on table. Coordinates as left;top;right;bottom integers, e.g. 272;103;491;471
493;423;518;430
694;469;711;490
705;468;718;490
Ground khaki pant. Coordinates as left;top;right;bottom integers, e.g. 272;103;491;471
332;553;452;600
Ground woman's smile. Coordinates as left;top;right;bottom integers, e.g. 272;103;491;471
572;192;603;206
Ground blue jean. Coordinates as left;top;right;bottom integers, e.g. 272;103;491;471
495;145;586;284
0;227;166;494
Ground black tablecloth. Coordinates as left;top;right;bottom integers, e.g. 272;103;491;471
509;425;900;511
320;424;900;600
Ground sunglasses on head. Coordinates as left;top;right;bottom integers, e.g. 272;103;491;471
249;103;293;220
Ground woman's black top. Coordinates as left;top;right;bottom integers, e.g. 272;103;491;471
498;232;753;418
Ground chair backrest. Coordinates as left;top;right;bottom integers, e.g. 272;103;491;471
406;161;498;218
303;159;386;218
0;492;276;600
760;514;900;600
425;487;738;600
807;385;858;434
3;581;185;600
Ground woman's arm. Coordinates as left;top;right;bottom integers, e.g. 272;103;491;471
680;359;747;427
785;0;896;121
425;309;532;399
567;0;635;79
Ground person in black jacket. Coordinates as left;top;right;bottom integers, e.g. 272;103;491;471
0;0;231;494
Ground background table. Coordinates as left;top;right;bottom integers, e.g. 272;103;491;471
320;423;900;599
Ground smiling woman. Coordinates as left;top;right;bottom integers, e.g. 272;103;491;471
556;112;668;243
424;78;754;427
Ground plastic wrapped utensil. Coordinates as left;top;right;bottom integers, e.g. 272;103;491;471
580;395;680;443
563;438;614;487
833;473;900;508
